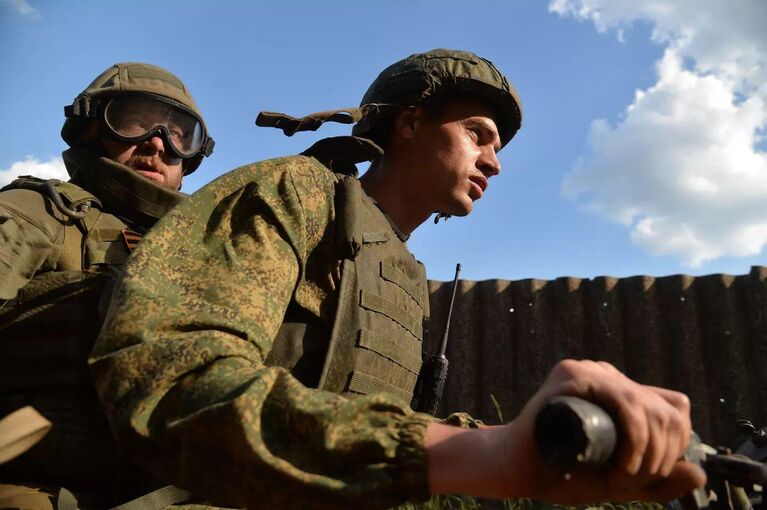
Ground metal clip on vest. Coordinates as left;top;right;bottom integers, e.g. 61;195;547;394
44;180;90;220
417;263;461;415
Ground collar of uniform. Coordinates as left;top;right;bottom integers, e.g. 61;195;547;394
62;147;186;232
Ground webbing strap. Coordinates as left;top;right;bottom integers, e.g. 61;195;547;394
54;181;101;210
56;487;78;510
358;328;421;374
90;229;123;242
302;136;383;174
359;290;422;338
80;201;103;234
59;223;84;270
109;485;192;510
348;370;412;402
362;231;388;244
257;108;365;136
381;262;427;312
0;406;52;464
257;103;399;137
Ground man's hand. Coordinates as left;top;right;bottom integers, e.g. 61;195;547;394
425;359;706;503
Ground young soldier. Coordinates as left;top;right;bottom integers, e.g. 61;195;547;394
0;62;214;508
92;50;704;509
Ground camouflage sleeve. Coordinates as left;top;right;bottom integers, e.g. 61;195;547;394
90;156;433;510
0;195;57;300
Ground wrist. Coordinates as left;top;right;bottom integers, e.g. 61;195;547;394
425;422;515;498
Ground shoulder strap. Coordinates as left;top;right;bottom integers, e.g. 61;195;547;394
333;174;364;259
45;179;102;220
0;406;52;464
0;175;47;193
3;176;102;221
109;485;192;510
2;177;107;270
301;136;383;176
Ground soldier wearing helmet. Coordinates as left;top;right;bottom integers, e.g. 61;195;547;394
92;50;703;509
0;63;213;508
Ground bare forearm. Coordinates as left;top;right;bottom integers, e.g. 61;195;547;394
425;360;706;505
425;422;512;498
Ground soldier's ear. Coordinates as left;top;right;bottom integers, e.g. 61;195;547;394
392;106;423;140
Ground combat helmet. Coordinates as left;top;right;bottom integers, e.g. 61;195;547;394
353;48;522;149
257;48;522;151
62;62;214;175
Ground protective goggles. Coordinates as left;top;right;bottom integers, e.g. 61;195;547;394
102;93;208;159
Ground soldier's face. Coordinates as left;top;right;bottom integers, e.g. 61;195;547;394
408;98;502;216
100;133;184;191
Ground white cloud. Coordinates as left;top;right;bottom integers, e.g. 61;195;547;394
0;0;39;18
553;0;767;266
0;156;68;188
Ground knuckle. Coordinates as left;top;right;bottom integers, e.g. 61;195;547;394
596;360;617;372
675;393;691;412
552;358;581;377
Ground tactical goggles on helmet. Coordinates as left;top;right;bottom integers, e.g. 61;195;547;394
102;93;209;159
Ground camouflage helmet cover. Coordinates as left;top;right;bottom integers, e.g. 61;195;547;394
61;62;213;174
352;48;523;149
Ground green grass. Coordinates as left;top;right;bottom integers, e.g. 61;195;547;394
394;495;665;510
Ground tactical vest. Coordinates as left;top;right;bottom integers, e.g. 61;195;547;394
0;147;184;506
269;169;430;405
0;177;137;497
0;177;135;389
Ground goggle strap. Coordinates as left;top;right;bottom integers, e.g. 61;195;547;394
200;137;215;157
64;94;98;119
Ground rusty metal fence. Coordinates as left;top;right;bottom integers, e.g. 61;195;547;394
424;266;767;447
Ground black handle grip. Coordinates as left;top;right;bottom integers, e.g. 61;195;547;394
534;396;617;468
418;354;448;415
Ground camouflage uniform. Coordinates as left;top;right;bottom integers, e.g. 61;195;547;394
91;49;522;509
91;155;434;510
0;62;213;508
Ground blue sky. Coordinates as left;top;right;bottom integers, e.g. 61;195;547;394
2;0;766;282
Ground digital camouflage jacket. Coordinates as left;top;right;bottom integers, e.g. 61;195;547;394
90;155;435;510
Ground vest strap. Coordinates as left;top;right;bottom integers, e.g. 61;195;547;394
59;222;84;270
359;290;423;339
0;406;52;464
90;229;123;242
56;487;78;510
358;329;422;375
44;179;102;220
110;485;192;510
362;231;388;244
381;261;428;312
348;371;413;403
257;107;366;136
335;178;363;259
302;136;383;176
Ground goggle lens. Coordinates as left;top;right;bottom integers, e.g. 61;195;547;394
103;95;204;157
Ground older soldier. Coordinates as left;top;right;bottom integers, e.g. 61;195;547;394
0;63;214;508
92;50;704;509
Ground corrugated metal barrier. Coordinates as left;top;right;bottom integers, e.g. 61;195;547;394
424;266;767;447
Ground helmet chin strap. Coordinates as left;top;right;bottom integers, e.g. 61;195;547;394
434;212;451;224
